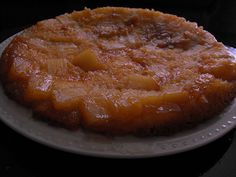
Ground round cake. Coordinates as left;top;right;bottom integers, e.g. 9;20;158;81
1;7;236;135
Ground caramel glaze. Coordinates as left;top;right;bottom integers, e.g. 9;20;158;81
1;7;236;135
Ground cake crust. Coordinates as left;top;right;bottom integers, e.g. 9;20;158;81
1;7;236;135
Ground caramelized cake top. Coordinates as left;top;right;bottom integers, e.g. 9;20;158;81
1;7;236;135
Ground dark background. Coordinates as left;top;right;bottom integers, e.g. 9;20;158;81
0;0;236;176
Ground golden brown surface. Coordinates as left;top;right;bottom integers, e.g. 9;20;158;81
1;7;236;135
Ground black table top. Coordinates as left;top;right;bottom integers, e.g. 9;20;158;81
0;1;236;176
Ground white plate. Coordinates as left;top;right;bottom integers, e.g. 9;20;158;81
0;34;236;158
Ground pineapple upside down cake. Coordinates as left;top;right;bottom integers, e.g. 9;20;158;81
1;7;236;135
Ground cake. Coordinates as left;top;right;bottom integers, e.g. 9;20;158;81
1;7;236;135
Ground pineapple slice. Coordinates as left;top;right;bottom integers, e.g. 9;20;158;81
204;79;235;98
207;60;236;81
140;94;163;106
47;59;68;76
139;91;188;123
141;90;189;106
112;96;143;119
72;49;104;71
162;91;189;103
80;96;110;126
24;74;53;101
125;74;159;90
9;57;33;80
81;91;143;127
52;81;87;110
